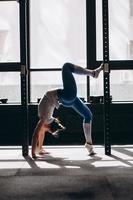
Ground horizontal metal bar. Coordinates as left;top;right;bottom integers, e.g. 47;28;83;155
30;68;62;72
0;61;133;71
0;63;21;71
92;60;133;70
0;0;18;2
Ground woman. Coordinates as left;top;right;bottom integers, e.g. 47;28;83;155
31;62;103;159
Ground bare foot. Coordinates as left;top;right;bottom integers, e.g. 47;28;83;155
32;154;37;160
38;149;50;155
93;63;103;78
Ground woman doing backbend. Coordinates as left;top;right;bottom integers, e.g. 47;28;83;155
31;62;103;159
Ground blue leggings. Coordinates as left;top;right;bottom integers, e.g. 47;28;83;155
57;63;92;123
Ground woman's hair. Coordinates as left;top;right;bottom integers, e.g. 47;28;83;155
49;118;65;135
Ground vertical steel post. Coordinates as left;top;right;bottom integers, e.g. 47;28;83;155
86;0;96;101
19;0;29;156
102;0;111;155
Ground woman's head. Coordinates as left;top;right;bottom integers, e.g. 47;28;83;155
48;118;66;136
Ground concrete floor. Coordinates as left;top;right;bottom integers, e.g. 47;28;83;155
0;145;133;200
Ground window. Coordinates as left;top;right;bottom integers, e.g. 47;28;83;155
30;0;87;101
130;0;133;17
0;1;20;62
109;0;130;60
92;0;133;101
0;2;20;103
31;71;62;102
90;72;103;97
30;71;87;102
30;0;86;68
96;0;103;61
110;70;133;101
0;72;20;102
96;0;131;61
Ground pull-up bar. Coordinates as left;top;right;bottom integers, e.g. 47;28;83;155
102;0;111;155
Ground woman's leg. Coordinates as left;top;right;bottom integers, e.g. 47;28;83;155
73;63;103;78
57;63;77;105
57;63;96;155
57;62;103;105
72;97;92;123
31;119;45;158
72;97;95;155
37;129;46;154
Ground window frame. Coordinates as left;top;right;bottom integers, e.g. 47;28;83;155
0;0;21;72
87;0;133;70
28;0;88;102
0;0;21;104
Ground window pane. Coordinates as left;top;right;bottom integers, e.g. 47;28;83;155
0;2;20;62
110;70;133;101
96;0;132;60
30;0;86;68
0;72;20;102
96;0;103;61
31;71;87;102
90;72;103;97
90;70;133;101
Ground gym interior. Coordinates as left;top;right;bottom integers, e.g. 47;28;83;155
0;0;133;199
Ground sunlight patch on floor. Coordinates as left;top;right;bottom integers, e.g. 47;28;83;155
91;160;130;168
0;162;31;169
125;148;133;153
0;146;132;169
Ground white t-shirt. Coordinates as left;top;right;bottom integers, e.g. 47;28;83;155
38;89;59;124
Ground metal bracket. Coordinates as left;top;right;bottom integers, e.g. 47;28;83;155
21;65;27;76
104;63;109;73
